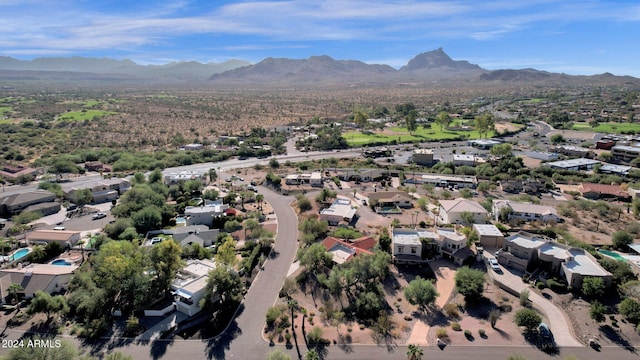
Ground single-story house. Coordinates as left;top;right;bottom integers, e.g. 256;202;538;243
473;224;504;248
405;173;477;189
84;161;111;172
551;145;594;158
163;170;209;185
322;236;376;264
493;200;562;223
367;191;413;210
0;165;39;180
25;230;81;248
467;139;501;149
545;158;600;171
0;263;79;304
171;259;218;316
438;198;488;225
284;172;322;186
60;178;130;204
319;198;357;225
578;183;630;200
337;169;387;183
0;190;58;216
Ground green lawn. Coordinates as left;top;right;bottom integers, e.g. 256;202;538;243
572;122;640;134
0;106;12;117
56;109;116;121
344;122;496;146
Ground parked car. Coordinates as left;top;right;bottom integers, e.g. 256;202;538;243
488;258;501;273
53;226;65;230
92;212;107;220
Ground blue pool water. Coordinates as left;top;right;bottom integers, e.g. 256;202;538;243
51;259;72;266
10;248;30;261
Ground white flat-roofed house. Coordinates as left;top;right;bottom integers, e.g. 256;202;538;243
163;170;209;185
438;198;488;225
492;200;561;223
545;158;600;171
453;154;477;166
412;149;434;165
319;198;357;225
473;224;504;248
285;172;322;186
406;173;477;189
391;228;425;264
171;259;218;316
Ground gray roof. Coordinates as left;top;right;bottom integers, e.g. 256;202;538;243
0;190;56;207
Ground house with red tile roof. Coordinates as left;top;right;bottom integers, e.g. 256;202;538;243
578;183;630;200
321;236;376;264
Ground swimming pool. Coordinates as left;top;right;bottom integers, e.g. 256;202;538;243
10;248;30;262
599;249;627;262
51;259;72;266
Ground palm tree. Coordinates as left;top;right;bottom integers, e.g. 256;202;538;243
287;298;301;359
406;344;423;360
304;349;320;360
256;194;264;213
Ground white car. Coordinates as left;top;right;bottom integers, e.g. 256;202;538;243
53;226;65;231
488;258;501;273
92;212;107;220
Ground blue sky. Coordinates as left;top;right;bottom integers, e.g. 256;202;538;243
1;0;640;76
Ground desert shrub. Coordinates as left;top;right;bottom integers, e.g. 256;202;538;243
451;322;462;331
436;328;448;339
536;281;546;290
266;306;282;327
443;303;459;318
546;279;566;292
464;329;472;338
478;329;486;337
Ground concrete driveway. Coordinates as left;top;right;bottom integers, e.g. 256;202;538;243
483;253;583;347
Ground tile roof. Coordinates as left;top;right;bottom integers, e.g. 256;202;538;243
579;183;629;197
439;198;487;214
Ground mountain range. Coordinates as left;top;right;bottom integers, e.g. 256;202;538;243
0;48;637;86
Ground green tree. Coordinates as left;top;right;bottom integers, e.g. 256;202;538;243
27;291;69;322
405;110;418;135
71;188;93;208
4;337;77;360
298;243;333;270
266;349;291;360
590;300;607;323
132;206;162;234
490;143;513;157
612;230;633;250
215;236;238;266
435;111;451;131
550;133;565;144
201;266;244;309
148;169;164;184
150;240;184;296
619;297;640;323
474;113;495;139
354;110;368;130
460;211;476;226
455;266;485;302
581;276;606;298
406;344;424;360
50;159;79;181
514;308;542;332
296;195;312;212
404;276;439;314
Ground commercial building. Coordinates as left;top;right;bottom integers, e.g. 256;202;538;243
545;158;600;171
612;145;640;162
412;149;434;166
